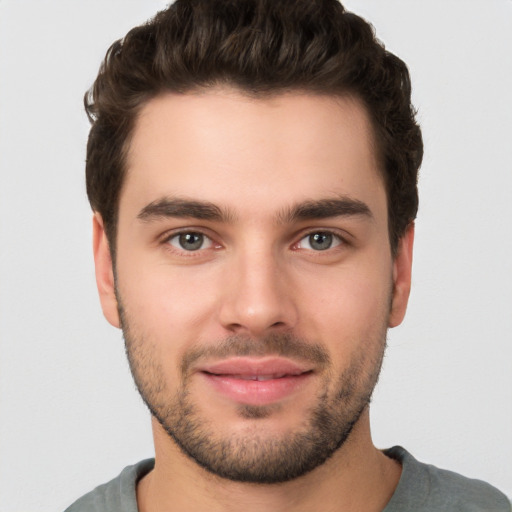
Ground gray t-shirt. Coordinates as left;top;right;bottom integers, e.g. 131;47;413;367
64;446;511;511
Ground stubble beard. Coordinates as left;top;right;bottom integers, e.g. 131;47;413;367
119;303;388;484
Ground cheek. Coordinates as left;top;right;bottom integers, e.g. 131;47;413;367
116;259;223;342
117;268;217;391
296;262;392;347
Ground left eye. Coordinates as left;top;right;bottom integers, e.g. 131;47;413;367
167;232;213;251
297;232;342;251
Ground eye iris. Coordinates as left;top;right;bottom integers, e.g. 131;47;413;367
309;232;332;251
179;233;203;251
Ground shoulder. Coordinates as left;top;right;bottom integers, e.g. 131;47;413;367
384;446;511;512
63;459;155;512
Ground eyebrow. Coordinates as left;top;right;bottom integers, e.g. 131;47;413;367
137;197;235;222
277;197;373;224
137;196;372;224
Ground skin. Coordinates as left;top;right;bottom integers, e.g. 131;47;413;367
93;88;414;511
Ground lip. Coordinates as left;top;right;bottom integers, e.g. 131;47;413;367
197;357;314;406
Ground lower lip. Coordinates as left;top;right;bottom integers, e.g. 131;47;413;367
201;372;312;406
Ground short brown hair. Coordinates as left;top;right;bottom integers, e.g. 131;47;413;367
85;0;423;254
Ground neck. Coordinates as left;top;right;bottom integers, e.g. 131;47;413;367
137;410;401;512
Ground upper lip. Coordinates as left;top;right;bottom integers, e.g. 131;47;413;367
198;357;312;378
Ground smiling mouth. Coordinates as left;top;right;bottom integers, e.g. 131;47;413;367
198;358;314;406
204;370;311;382
203;371;311;381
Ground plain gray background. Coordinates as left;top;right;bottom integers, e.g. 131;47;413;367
0;1;511;510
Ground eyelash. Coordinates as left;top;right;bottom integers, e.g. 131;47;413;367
162;229;220;256
293;230;347;252
161;228;349;255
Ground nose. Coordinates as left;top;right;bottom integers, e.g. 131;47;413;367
218;245;298;336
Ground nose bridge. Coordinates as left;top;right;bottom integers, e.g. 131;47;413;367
219;238;297;335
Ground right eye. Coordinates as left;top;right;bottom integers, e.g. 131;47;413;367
167;232;214;252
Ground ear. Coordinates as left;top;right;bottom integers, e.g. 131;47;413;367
92;213;120;328
388;223;415;328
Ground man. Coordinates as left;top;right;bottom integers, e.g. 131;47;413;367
65;0;510;510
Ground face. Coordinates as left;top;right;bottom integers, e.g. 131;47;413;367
93;89;413;483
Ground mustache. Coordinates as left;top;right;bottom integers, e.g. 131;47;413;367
181;332;331;376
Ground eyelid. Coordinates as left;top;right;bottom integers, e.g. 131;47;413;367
160;227;221;253
168;232;213;251
292;228;350;251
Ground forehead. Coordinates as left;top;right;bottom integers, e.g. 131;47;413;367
122;88;386;221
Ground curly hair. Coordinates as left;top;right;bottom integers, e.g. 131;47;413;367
85;0;423;255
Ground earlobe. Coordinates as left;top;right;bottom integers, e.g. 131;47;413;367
388;223;415;328
92;213;120;328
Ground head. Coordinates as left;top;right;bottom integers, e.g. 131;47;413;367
85;0;422;258
88;0;422;484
